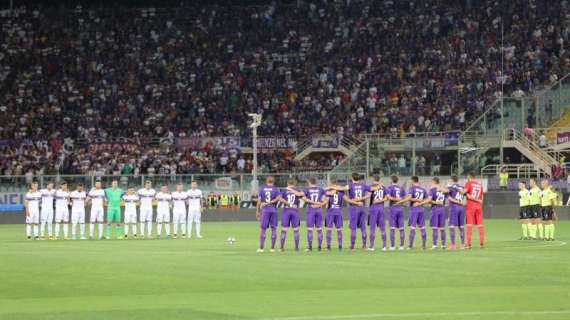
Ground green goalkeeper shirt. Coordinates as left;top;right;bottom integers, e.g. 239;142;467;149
105;187;123;207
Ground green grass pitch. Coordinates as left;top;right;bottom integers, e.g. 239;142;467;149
0;220;569;320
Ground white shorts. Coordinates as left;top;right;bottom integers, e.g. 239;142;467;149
90;206;105;223
40;208;53;223
173;209;186;224
139;206;154;222
124;211;137;224
55;207;69;223
71;209;86;223
156;210;170;223
188;210;201;223
26;210;40;224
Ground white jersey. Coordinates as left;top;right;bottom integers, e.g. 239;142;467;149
138;188;156;208
39;188;55;210
25;191;42;213
70;191;87;211
55;190;70;208
155;192;172;212
122;194;139;215
171;191;188;212
187;189;203;211
88;188;106;208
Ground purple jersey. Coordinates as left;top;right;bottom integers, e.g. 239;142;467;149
258;185;281;209
387;184;406;207
369;184;386;207
408;185;427;205
282;188;301;208
430;187;447;208
347;182;370;207
327;189;344;209
447;184;465;207
304;186;326;207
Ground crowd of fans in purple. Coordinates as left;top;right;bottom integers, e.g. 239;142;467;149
0;0;568;176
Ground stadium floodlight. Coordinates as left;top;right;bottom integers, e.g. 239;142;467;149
248;113;262;194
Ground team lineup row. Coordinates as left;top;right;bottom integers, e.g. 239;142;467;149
23;180;205;240
254;173;486;252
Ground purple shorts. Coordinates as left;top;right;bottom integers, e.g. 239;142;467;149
348;206;366;229
306;207;323;228
448;205;465;227
430;207;446;228
389;206;405;229
281;208;300;228
325;208;343;228
368;205;385;230
408;206;425;227
260;208;278;229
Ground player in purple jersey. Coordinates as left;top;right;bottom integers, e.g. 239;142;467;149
429;177;448;249
302;177;328;251
325;178;345;250
447;175;466;250
256;176;283;253
386;175;407;250
368;175;387;251
404;176;429;250
278;179;302;251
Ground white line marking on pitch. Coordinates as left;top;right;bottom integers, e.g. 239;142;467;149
497;240;567;250
264;310;570;320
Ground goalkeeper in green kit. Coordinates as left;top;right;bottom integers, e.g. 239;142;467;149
105;180;124;239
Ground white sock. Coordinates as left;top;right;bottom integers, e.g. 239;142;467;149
80;223;85;237
47;222;53;237
188;221;193;236
147;222;152;237
98;223;104;238
63;224;69;238
40;222;45;237
33;225;38;237
132;223;137;235
173;223;178;235
26;224;31;237
72;223;77;238
196;221;201;236
55;223;60;237
124;224;129;236
182;222;187;235
139;222;145;236
90;223;94;237
157;223;162;236
165;223;170;236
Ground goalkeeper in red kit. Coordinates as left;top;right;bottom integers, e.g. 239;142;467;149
464;172;485;249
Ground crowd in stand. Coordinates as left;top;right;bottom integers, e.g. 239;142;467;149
1;0;569;175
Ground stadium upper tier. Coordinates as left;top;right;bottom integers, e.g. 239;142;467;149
0;0;568;175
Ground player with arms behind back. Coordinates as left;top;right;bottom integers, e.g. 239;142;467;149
464;172;485;249
122;187;139;239
70;184;87;240
39;182;55;240
138;180;156;239
24;181;41;240
187;181;204;239
256;176;282;252
87;181;106;240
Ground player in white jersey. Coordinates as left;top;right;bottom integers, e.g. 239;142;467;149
54;182;71;239
137;180;156;238
122;187;139;239
70;184;87;240
171;183;188;238
186;181;204;238
24;181;42;240
87;181;106;240
155;185;172;239
39;182;56;239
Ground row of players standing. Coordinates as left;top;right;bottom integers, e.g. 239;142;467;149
256;172;485;252
24;180;204;240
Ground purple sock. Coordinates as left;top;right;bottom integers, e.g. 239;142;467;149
350;229;356;249
369;228;376;248
450;228;456;245
399;228;405;247
317;229;323;248
440;229;446;247
280;230;287;249
420;228;427;248
360;226;367;247
307;230;313;249
337;229;343;248
259;228;266;249
432;229;438;246
270;227;277;249
381;231;387;248
459;227;465;245
293;229;300;249
326;230;332;247
390;229;395;247
409;228;416;248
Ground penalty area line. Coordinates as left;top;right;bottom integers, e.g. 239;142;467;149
496;240;567;250
263;310;570;320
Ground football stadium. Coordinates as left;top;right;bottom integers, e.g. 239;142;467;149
1;0;570;319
